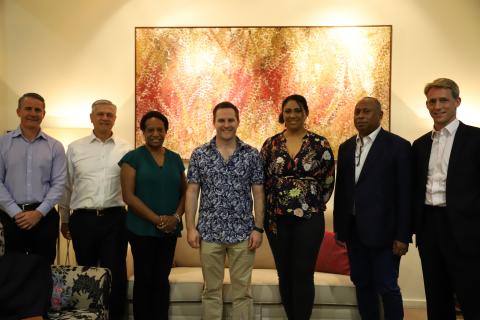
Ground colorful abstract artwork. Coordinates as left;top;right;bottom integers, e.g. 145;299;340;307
135;26;391;159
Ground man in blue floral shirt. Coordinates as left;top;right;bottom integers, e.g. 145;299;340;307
185;101;265;320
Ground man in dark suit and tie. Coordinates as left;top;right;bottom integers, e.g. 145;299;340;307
412;78;480;319
334;97;412;320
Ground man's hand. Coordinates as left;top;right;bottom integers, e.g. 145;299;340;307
248;230;263;250
392;240;408;256
187;228;201;249
15;210;42;230
61;223;72;240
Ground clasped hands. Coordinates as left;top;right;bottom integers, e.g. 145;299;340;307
155;215;178;233
15;210;42;230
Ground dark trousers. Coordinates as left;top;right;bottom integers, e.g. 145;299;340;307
0;209;59;264
266;213;324;320
128;231;177;320
347;224;403;320
418;205;480;320
0;252;52;320
69;208;128;320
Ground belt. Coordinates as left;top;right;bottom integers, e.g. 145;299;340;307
17;203;41;211
72;206;124;217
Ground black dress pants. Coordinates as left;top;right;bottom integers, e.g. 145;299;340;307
69;208;128;320
418;205;480;320
347;223;403;320
0;208;59;264
0;252;52;319
128;231;177;320
266;213;324;320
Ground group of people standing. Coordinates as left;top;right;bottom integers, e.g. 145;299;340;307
0;77;479;320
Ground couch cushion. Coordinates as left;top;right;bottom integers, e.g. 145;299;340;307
316;231;350;275
51;273;74;311
50;265;111;317
128;267;357;306
48;309;101;319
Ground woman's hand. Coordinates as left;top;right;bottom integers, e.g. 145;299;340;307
156;215;178;233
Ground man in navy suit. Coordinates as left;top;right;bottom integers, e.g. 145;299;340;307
334;97;412;320
412;78;480;319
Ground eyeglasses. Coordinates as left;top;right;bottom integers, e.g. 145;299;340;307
355;138;364;167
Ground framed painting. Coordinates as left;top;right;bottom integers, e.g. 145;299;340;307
135;26;392;158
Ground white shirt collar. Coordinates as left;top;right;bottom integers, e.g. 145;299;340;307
88;131;116;144
431;119;459;140
356;126;382;145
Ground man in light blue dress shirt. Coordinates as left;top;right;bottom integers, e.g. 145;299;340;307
0;92;66;264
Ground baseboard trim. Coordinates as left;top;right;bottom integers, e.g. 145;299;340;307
403;299;426;308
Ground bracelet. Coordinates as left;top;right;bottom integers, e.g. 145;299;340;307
174;213;181;223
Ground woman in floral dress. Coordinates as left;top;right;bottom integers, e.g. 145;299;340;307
260;94;335;320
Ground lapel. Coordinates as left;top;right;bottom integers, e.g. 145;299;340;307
419;134;432;172
447;121;466;177
344;136;356;185
357;128;386;184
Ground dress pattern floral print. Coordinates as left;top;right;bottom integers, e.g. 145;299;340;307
260;131;335;234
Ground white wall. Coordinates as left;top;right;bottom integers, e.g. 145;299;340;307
2;0;480;306
0;1;6;133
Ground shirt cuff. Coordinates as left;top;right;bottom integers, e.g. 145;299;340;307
6;204;22;218
36;203;51;217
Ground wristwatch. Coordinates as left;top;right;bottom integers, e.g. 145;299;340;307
253;226;264;233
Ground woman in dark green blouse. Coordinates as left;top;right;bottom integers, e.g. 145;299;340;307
120;111;186;320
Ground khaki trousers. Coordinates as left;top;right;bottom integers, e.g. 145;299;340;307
200;240;255;320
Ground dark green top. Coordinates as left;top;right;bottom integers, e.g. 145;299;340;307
119;146;185;237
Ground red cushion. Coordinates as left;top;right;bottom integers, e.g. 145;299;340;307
315;231;350;275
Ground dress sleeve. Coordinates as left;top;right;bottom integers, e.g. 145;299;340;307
260;137;273;180
118;149;138;169
316;138;335;205
175;152;186;173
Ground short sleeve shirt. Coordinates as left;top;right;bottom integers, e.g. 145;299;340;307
119;146;185;237
187;137;264;244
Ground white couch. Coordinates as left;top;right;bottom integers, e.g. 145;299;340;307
126;212;360;319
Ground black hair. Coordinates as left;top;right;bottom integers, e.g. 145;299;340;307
140;110;169;131
278;94;309;123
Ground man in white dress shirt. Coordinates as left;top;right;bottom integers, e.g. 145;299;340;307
413;78;480;319
59;99;131;320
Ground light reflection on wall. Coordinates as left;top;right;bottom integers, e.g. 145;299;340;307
42;127;92;149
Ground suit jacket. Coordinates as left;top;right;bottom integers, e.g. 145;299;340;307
334;128;412;247
412;122;480;256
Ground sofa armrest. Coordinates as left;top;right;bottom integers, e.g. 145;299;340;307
50;265;112;317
